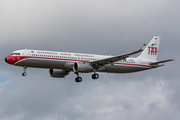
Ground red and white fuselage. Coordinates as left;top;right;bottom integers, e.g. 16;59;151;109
5;36;173;82
5;49;154;72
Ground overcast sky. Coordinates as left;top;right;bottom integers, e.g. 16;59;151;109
0;0;179;120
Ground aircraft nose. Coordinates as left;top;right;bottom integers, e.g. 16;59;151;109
5;56;14;65
5;57;7;62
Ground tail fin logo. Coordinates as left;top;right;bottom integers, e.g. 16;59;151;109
148;47;157;55
150;44;157;46
138;36;160;61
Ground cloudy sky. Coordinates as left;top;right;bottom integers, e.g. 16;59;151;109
0;0;179;120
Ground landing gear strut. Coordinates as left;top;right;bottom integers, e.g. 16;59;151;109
22;66;27;76
75;72;82;82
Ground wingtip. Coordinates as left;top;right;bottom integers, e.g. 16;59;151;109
140;41;147;51
169;59;174;61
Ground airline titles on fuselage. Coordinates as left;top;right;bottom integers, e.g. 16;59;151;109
30;51;136;64
31;50;98;61
35;51;94;58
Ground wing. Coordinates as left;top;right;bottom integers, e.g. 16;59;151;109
90;41;147;70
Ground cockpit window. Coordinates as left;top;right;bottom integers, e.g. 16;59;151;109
11;53;20;55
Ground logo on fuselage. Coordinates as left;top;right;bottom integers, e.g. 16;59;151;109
148;44;158;55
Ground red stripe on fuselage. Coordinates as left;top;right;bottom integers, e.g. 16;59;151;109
6;56;89;65
7;56;154;68
6;56;27;65
114;63;155;68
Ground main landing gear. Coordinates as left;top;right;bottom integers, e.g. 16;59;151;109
92;69;99;79
75;72;82;83
74;72;99;83
22;66;27;76
92;73;99;79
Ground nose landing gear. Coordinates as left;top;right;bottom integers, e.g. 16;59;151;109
22;66;27;76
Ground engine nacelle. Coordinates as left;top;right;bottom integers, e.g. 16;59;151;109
49;69;69;78
73;62;93;73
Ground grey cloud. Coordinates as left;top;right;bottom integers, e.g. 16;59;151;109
1;75;179;120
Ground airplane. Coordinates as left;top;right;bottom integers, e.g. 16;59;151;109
5;36;173;82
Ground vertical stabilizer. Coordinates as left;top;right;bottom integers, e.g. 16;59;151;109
138;36;161;61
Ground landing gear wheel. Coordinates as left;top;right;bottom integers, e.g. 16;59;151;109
75;77;82;82
92;74;99;79
22;72;27;76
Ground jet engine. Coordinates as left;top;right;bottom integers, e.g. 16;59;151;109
73;62;93;73
49;69;69;78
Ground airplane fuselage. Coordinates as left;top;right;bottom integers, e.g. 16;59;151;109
5;36;172;82
5;49;156;74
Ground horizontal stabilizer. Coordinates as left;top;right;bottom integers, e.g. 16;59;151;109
149;59;174;65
